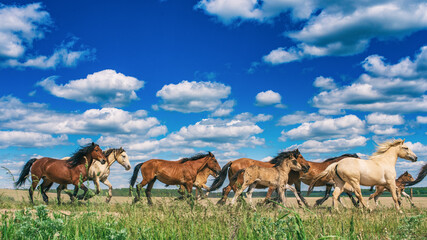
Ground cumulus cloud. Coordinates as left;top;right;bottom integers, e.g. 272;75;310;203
155;80;231;113
312;47;427;114
0;131;68;148
0;3;94;69
282;114;366;140
313;76;337;90
210;100;235;117
37;69;144;107
277;111;324;126
255;90;285;108
417;116;427;124
0;96;165;137
286;136;368;153
366;113;404;125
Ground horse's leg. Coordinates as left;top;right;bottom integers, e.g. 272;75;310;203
78;183;90;200
71;185;78;202
217;185;232;205
293;181;309;207
134;177;150;203
262;186;275;204
285;184;303;207
201;184;210;199
349;181;368;210
40;179;53;204
345;192;359;207
29;180;39;205
401;191;415;207
230;182;249;205
145;178;156;205
102;179;113;203
386;181;401;212
369;186;383;207
332;181;345;211
56;184;66;205
278;186;287;207
246;182;257;208
94;176;101;195
315;184;332;207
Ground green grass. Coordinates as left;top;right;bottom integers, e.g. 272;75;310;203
0;196;426;239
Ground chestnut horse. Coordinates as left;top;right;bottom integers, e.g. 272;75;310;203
177;167;217;200
129;152;221;205
209;149;310;205
230;152;306;208
15;143;107;204
369;171;415;207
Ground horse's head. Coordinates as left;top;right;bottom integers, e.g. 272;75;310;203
115;147;131;171
90;143;107;165
287;154;304;172
398;140;417;162
400;171;415;182
294;149;310;173
205;152;221;176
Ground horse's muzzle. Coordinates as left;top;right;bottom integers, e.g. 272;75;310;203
302;165;310;173
100;159;106;165
411;156;418;162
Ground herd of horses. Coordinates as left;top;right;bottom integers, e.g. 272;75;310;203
14;139;426;212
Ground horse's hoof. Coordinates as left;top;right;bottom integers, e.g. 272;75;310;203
105;198;111;203
217;199;226;205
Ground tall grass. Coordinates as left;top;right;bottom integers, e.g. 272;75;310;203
1;196;426;240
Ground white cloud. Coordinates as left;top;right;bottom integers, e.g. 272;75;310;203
366;113;404;125
286;136;368;153
312;47;427;114
282;114;366;140
277;111;324;126
313;76;337;90
417;116;427;124
0;3;94;69
263;47;302;64
155;80;231;113
0;131;68;148
37;69;144;107
368;125;399;135
210;100;235;117
255;90;284;108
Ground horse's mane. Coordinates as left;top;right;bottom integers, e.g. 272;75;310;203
104;148;125;158
271;149;300;167
371;139;404;157
322;153;359;163
178;152;211;163
66;143;99;168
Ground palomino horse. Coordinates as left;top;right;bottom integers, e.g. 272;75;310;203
15;143;107;204
309;139;417;212
369;171;415;207
404;163;427;187
209;149;310;205
277;153;360;207
229;152;305;208
177;167;217;200
130;152;221;205
61;148;131;203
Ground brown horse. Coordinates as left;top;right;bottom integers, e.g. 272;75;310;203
15;142;107;204
369;171;415;207
177;167;217;200
230;152;306;208
209;149;310;205
129;152;221;205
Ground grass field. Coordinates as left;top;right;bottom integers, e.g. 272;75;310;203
1;189;426;239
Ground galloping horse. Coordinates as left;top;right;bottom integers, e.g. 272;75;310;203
15;143;107;204
369;171;415;207
129;152;221;205
229;152;305;208
177;167;217;200
209;149;310;205
61;148;131;203
309;139;417;212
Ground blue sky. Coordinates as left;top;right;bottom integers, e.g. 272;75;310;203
0;0;426;190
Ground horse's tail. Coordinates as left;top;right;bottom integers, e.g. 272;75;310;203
404;163;427;186
307;162;339;196
15;158;37;188
230;169;246;184
209;161;232;192
129;162;144;196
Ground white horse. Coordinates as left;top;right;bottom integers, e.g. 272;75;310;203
309;139;417;212
62;147;131;202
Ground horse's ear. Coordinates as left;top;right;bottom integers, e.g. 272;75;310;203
404;171;408;174
209;151;213;156
402;139;405;144
92;142;95;146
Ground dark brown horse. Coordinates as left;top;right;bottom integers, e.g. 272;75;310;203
209;149;310;205
15;142;107;204
129;152;221;205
